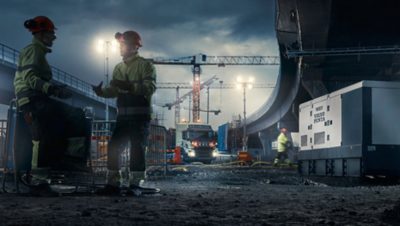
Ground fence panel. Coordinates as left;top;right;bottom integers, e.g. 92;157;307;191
147;124;167;175
90;121;167;176
90;120;115;173
2;118;167;188
0;120;7;172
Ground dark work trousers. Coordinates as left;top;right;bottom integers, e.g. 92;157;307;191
107;118;150;172
275;151;288;162
20;97;69;168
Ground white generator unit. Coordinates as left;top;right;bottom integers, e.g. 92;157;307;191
298;81;400;177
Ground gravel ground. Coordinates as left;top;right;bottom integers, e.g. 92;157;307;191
1;164;400;226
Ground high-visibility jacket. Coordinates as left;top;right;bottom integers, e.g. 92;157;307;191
277;132;288;153
14;38;53;108
99;53;156;119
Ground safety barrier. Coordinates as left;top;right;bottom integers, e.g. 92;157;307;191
147;124;167;172
0;119;7;172
1;115;167;192
90;120;167;175
90;120;115;172
1;118;168;173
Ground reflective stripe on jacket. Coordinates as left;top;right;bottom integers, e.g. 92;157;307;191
14;38;53;107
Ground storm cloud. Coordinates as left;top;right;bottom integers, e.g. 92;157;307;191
0;0;279;128
1;0;274;38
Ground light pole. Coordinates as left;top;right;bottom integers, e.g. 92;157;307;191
206;86;210;124
96;39;117;121
236;76;254;152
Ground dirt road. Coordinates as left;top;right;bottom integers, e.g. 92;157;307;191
1;164;400;225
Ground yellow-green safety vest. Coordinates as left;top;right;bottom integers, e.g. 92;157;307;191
14;37;53;107
98;53;157;117
277;132;288;153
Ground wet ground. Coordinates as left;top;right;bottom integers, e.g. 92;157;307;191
1;163;400;225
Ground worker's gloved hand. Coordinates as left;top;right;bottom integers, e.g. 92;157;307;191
92;81;103;96
48;85;72;99
110;79;131;91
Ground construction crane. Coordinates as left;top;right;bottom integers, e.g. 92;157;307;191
182;106;221;115
156;80;275;124
157;83;276;89
161;75;218;125
150;54;279;123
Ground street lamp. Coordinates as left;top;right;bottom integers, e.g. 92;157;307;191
236;76;254;152
96;39;118;121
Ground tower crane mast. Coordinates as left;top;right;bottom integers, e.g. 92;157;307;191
150;54;279;123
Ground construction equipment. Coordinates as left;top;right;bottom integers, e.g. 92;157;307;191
298;81;400;177
156;81;275;125
182;107;220;115
175;123;217;164
160;75;218;125
237;151;254;166
156;82;275;89
150;54;279;123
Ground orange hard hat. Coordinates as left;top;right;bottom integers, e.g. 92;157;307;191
115;30;142;47
24;16;56;33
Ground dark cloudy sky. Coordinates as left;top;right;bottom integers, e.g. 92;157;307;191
0;0;279;129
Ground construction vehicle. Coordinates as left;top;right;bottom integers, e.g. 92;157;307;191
175;122;217;164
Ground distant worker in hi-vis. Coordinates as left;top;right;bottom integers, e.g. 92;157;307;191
14;16;71;194
92;30;159;195
274;127;292;166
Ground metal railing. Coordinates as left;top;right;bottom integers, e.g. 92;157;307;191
0;42;116;107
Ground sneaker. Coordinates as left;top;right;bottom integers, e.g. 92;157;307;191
28;183;59;197
126;184;160;196
96;184;121;196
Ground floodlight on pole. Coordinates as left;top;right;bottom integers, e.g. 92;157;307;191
96;38;118;121
236;76;254;152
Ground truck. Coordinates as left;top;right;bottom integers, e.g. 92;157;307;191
175;122;218;164
298;80;400;177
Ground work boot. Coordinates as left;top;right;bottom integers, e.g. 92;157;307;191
28;141;52;185
96;170;122;196
126;184;160;196
21;168;51;186
129;171;145;187
126;171;160;196
20;171;58;197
